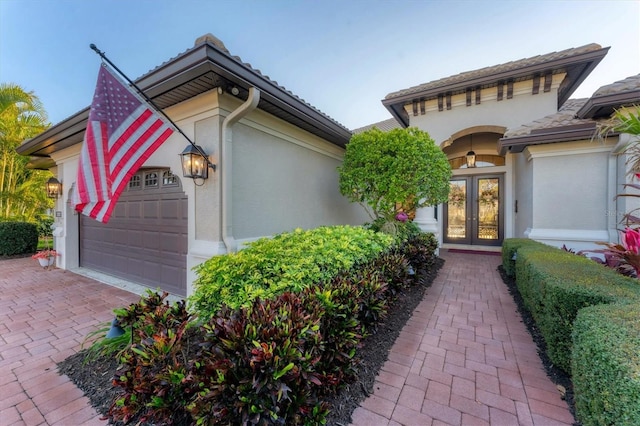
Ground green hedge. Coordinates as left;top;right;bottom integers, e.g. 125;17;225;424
0;221;38;256
501;238;544;277
514;244;640;373
504;238;640;424
190;226;394;318
572;303;640;426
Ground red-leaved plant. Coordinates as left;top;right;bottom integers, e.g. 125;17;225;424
582;228;640;278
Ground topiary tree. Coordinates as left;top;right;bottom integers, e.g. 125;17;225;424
338;127;451;223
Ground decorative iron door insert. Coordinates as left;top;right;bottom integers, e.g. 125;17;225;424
443;174;503;246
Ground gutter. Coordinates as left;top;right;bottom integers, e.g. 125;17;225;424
221;87;260;253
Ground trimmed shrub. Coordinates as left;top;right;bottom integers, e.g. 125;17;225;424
513;242;640;373
572;303;640;426
190;226;394;318
501;238;545;277
0;221;38;256
366;217;422;244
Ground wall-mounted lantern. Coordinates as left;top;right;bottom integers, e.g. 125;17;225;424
46;177;63;199
180;144;216;181
465;134;476;168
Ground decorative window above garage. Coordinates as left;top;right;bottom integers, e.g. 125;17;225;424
126;169;180;191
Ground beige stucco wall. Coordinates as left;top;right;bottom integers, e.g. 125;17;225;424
521;139;618;251
512;151;533;238
532;152;608;229
226;104;368;241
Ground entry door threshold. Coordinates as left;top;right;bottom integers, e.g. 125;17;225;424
441;243;501;253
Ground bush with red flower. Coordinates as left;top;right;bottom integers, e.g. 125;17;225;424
32;249;60;260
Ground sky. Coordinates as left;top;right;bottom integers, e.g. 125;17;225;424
1;0;638;131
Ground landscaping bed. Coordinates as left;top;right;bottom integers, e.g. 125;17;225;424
59;225;440;425
58;258;443;426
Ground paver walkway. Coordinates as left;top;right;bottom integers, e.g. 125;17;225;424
0;251;574;425
350;250;574;426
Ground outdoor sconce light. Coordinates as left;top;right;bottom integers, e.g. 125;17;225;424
465;134;476;168
46;177;62;199
180;144;216;181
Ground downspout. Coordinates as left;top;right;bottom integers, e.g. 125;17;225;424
221;86;260;253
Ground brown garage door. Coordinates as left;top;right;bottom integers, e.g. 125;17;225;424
80;169;188;296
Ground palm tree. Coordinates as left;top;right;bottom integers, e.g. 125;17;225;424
0;83;51;221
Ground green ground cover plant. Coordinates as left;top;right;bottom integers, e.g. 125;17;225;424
190;225;394;318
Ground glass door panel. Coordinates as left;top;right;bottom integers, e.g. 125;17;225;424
445;180;469;244
474;178;500;244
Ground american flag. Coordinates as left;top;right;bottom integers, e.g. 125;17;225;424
73;64;174;223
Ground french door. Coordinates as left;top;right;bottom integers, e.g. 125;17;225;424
443;175;503;246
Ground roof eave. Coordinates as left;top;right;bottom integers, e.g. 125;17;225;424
576;89;640;119
17;40;351;163
16;107;89;157
498;124;598;155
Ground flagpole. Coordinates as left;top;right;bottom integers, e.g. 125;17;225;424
89;44;215;171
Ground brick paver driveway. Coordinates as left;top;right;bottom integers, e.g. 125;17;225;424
0;257;139;425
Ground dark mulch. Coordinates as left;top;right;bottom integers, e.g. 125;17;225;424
58;259;578;425
58;258;444;426
497;265;579;425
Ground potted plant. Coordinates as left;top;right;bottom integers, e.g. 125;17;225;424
32;249;59;268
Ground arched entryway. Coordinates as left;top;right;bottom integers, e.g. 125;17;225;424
442;130;506;247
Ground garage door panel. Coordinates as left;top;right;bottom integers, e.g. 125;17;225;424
143;200;159;219
143;233;160;249
80;170;188;296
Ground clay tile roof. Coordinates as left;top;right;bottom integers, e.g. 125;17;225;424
385;44;604;100
592;74;640;97
138;34;350;132
504;98;590;137
352;117;402;134
577;74;640;119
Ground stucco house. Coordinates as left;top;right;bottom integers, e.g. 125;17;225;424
18;37;639;297
373;43;639;252
17;34;368;297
